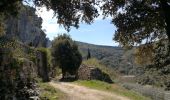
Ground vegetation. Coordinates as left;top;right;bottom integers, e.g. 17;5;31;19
86;48;91;60
137;40;170;90
77;41;139;75
0;14;5;37
74;80;151;100
1;1;170;43
102;0;170;46
51;34;82;79
38;82;66;100
0;36;36;60
1;0;170;98
83;58;118;81
37;47;52;68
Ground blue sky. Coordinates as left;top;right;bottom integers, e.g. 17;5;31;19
36;7;119;46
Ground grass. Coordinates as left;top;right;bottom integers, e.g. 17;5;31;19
38;82;67;100
74;80;151;100
83;58;118;81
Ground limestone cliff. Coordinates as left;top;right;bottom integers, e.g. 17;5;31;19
5;5;50;47
0;5;52;99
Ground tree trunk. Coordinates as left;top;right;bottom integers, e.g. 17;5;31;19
62;69;66;79
160;0;170;41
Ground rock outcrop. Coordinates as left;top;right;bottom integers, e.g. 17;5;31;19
5;5;50;47
0;48;39;99
78;64;113;83
0;36;50;99
0;4;53;99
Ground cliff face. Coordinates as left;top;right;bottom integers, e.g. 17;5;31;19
5;6;49;47
0;5;52;99
0;47;39;99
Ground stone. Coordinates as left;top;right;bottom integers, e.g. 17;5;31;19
5;5;50;48
78;64;113;83
0;48;39;99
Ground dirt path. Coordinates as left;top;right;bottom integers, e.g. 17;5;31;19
49;81;130;100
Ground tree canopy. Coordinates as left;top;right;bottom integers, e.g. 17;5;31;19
101;0;170;46
0;0;99;31
51;34;82;78
1;0;170;46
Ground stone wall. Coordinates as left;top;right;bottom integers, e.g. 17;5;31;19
0;48;39;99
78;64;113;83
36;51;50;82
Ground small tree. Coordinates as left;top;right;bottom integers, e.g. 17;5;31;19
51;34;82;79
87;48;91;60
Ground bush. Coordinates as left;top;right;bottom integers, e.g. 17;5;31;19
51;34;82;79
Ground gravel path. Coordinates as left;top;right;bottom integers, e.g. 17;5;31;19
49;81;130;100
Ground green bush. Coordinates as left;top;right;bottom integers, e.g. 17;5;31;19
51;34;82;78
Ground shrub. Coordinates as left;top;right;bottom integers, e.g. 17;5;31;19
51;34;82;79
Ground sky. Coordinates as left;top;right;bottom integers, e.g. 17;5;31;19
36;7;119;46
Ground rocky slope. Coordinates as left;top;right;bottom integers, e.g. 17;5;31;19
5;5;50;47
0;5;52;99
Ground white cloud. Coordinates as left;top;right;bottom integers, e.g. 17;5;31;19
35;5;112;40
35;7;67;40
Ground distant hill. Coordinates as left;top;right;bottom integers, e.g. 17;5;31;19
77;41;141;75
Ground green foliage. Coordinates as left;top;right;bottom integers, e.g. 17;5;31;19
137;40;170;90
0;50;29;99
33;0;99;31
0;36;37;60
78;41;138;75
75;80;151;100
1;0;170;44
37;47;52;68
38;82;66;100
51;34;82;77
0;0;99;31
0;0;21;16
101;0;170;46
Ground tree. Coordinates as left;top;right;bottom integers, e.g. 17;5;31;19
1;0;170;44
0;0;99;31
51;34;82;79
137;40;170;90
87;48;91;60
101;0;170;46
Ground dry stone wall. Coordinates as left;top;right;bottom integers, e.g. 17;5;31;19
78;64;113;83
